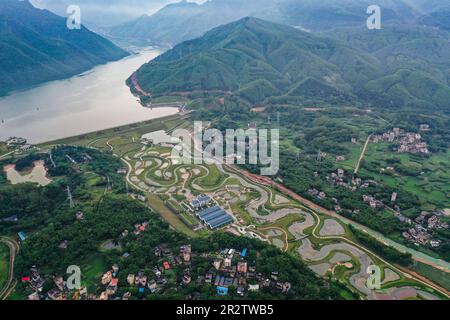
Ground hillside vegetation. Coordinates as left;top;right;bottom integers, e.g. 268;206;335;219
0;0;128;96
109;0;427;46
132;17;450;112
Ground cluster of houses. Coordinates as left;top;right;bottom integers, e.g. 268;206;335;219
99;244;192;300
24;266;90;301
23;266;45;299
308;188;327;200
403;211;449;248
326;169;371;193
5;137;26;147
99;264;122;300
4;136;34;152
362;195;384;209
203;248;291;297
95;246;293;300
371;127;430;155
23;242;295;300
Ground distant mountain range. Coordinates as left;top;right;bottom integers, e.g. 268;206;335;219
29;0;197;29
130;17;450;112
108;0;281;47
0;0;128;96
108;0;441;47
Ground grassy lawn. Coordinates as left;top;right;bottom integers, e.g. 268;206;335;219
39;114;184;149
361;144;450;210
82;255;107;293
412;261;450;291
147;194;198;238
0;142;10;157
151;96;189;104
196;165;225;188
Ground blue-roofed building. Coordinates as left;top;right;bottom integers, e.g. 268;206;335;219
198;206;221;219
18;231;26;242
196;205;234;229
208;214;233;229
241;248;248;257
216;286;228;296
138;287;145;294
202;210;227;223
190;195;212;209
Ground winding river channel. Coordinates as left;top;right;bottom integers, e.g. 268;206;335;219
0;48;177;144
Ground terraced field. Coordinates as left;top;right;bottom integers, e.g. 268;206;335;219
39;115;448;300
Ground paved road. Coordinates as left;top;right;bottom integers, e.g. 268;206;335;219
0;237;19;300
229;165;450;273
0;150;16;160
354;134;372;174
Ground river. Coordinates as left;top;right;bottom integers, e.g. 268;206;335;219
0;48;178;144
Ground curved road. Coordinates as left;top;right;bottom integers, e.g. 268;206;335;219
231;165;450;273
107;136;450;298
0;237;19;300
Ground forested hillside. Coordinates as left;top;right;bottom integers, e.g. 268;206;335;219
0;0;128;96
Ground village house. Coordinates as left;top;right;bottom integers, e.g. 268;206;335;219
237;261;248;273
127;274;135;285
101;271;112;285
135;271;147;287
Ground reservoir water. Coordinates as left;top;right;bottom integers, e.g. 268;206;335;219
0;48;177;144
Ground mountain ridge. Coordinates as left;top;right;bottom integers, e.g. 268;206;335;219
109;0;428;47
0;0;128;96
130;17;450;112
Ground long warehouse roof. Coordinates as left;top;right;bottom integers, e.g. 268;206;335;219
197;206;221;218
202;210;227;223
208;214;233;229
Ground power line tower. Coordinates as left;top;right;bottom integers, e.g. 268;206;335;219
316;149;323;162
67;186;75;208
106;176;112;192
49;150;56;168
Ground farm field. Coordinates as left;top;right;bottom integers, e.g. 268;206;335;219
360;144;450;211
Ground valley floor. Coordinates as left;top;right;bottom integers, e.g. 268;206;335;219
34;114;449;300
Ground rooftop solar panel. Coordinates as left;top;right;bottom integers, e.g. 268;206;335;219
209;217;233;229
208;214;233;229
202;210;227;223
198;206;221;218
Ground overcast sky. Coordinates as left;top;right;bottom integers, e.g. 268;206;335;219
30;0;207;27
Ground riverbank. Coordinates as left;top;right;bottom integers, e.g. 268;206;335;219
0;48;176;144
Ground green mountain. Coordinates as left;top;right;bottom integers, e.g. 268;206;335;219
327;26;450;111
108;0;284;47
131;17;450;112
0;0;128;96
421;7;450;31
108;0;205;46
